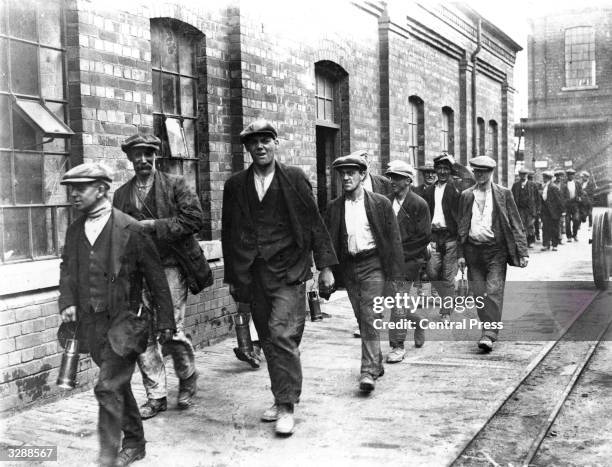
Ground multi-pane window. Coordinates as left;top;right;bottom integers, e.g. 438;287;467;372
441;107;454;154
477;117;485;155
408;96;424;168
565;26;595;88
0;0;73;264
315;73;335;123
151;19;200;193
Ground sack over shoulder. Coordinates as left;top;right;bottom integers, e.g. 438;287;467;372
107;308;149;358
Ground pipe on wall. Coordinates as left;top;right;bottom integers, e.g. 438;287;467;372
471;19;482;157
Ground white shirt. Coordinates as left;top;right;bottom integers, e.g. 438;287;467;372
567;180;576;199
542;182;549;201
431;183;447;228
85;199;112;245
254;168;275;201
344;193;376;255
392;196;406;216
469;188;495;242
363;173;373;192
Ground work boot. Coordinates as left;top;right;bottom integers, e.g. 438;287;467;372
414;322;425;348
261;403;280;422
478;336;494;352
275;404;295;436
359;374;375;393
386;347;406;363
139;397;167;420
177;371;197;409
115;446;145;467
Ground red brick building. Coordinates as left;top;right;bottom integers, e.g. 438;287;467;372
0;0;521;411
522;6;612;199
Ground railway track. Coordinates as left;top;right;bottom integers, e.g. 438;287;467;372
451;289;611;467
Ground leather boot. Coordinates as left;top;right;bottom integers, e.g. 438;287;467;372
178;371;197;409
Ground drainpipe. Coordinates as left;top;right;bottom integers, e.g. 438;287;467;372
471;19;482;157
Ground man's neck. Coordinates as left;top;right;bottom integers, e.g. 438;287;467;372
345;185;364;201
136;170;155;185
476;181;492;192
436;180;447;187
395;187;409;201
253;161;275;177
85;198;111;218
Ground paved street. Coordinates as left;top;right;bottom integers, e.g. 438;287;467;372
0;221;604;467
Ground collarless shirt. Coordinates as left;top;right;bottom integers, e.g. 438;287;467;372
344;193;376;255
392;194;407;216
469;188;494;243
567;180;576;199
431;183;447;228
542;182;549;201
85;200;112;245
253;168;275;201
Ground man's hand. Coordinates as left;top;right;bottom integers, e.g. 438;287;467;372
318;267;334;290
60;306;77;323
158;329;174;345
457;257;466;270
137;219;156;232
519;257;529;268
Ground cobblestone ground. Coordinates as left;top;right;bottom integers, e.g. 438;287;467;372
0;218;601;467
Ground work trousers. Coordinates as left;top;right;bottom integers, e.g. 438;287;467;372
565;201;581;238
463;242;507;341
86;317;144;464
138;267;195;400
343;253;385;379
250;259;306;406
518;207;535;240
389;258;424;349
426;230;458;312
542;214;560;248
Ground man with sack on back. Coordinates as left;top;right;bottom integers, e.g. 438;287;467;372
113;134;212;419
58;163;175;466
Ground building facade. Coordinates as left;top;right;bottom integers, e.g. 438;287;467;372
523;6;612;199
0;0;520;411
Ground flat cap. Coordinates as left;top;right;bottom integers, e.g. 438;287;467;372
581;171;590;177
566;168;576;174
518;168;530;174
469;156;497;170
332;154;367;171
240;119;278;143
417;161;436;172
121;134;161;153
554;169;566;175
542;170;554;178
60;163;112;185
385;160;415;181
434;153;455;167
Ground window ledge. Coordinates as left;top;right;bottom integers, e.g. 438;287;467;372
561;85;599;91
0;240;223;296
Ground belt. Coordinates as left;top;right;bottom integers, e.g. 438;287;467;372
347;248;378;261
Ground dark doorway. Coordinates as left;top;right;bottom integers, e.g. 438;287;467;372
316;126;339;211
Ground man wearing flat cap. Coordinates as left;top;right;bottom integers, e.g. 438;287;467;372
456;156;528;352
553;169;568;244
222;119;337;435
324;154;404;392
511;168;538;248
58;163;175;466
563;168;583;241
350;149;393;196
384;160;430;363
540;170;564;252
113;133;210;419
421;153;461;320
413;161;437;199
527;171;543;242
580;171;597;229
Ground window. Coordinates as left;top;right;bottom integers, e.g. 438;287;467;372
441;107;454;155
408;96;424;168
315;73;335;123
487;120;498;180
565;26;595;88
151;19;202;193
477;117;485;156
0;0;72;264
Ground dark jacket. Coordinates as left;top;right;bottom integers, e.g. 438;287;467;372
370;173;392;196
113;170;210;293
511;180;539;216
387;190;431;262
422;181;461;236
59;208;175;355
457;184;529;267
222;161;338;292
562;179;583;204
541;183;564;220
324;189;404;286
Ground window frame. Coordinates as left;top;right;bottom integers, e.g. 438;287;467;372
441;106;454;155
564;26;596;89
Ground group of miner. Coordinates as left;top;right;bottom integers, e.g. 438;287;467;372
57;118;604;466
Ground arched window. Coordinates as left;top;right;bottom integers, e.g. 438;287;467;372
0;0;73;263
408;96;424;168
487;120;498;180
565;26;595;88
151;19;204;193
441;107;454;155
477;117;485;156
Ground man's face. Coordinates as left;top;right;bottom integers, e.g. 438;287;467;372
338;167;365;194
69;182;104;213
519;173;527;181
128;148;156;177
473;168;493;187
567;173;574;181
423;171;436;185
388;174;411;196
435;164;451;183
582;174;589;182
244;134;277;168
